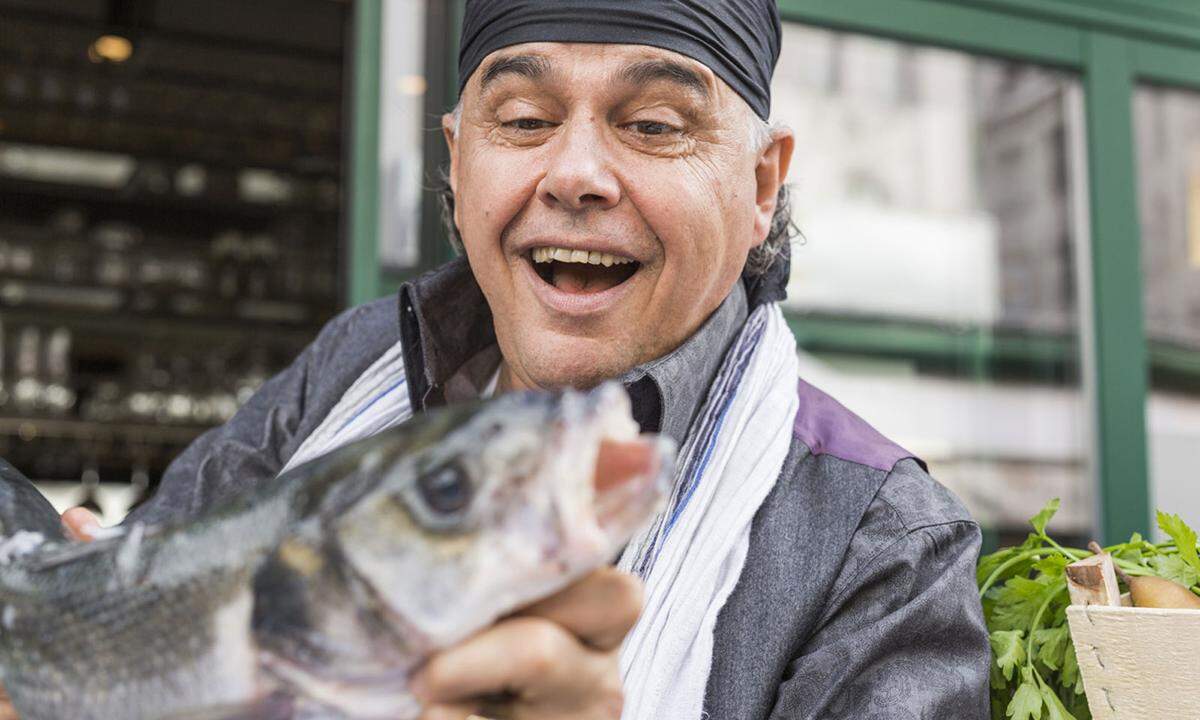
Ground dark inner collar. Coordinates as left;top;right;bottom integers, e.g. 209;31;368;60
618;284;747;442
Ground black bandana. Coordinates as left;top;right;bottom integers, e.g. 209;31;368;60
458;0;782;120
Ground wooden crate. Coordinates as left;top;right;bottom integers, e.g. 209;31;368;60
1066;605;1200;718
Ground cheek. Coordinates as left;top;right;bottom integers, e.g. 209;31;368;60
626;160;752;269
457;147;541;258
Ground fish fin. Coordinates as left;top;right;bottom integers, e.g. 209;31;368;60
0;458;66;541
163;693;295;720
20;533;117;570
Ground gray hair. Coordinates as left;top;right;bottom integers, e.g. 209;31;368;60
438;103;795;277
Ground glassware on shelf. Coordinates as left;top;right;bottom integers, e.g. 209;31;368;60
78;465;103;515
12;326;41;412
128;463;152;512
0;318;7;409
42;326;75;415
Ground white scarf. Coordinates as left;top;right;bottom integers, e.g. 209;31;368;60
280;340;413;474
618;303;799;719
277;303;798;720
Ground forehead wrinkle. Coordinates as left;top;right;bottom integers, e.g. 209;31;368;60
478;53;554;92
615;58;712;101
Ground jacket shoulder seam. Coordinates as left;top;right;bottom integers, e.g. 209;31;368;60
820;514;978;627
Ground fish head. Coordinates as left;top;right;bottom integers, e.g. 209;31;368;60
333;382;674;648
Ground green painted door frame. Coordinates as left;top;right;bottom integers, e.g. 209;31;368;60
347;0;464;304
347;0;1200;541
347;0;383;308
1081;33;1150;545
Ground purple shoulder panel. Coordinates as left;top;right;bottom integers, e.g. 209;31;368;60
792;378;925;473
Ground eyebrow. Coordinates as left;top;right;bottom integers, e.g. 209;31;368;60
617;59;711;99
479;54;552;91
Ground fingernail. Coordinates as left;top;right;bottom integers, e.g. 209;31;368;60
77;515;100;536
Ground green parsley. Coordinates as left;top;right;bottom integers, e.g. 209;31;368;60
978;500;1200;719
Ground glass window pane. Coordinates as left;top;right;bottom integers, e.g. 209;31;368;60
773;24;1093;541
378;0;427;270
1134;84;1200;531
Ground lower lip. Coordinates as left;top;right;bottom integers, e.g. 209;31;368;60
520;257;639;317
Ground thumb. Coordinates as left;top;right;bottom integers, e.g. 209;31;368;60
62;507;101;542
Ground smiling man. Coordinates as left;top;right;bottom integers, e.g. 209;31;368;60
4;2;991;719
445;41;775;396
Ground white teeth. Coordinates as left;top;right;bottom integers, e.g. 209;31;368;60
530;246;636;266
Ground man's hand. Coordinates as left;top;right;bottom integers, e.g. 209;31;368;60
0;685;17;720
61;507;102;542
414;567;642;720
0;507;101;720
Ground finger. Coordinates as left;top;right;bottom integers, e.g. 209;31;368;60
412;617;602;704
516;567;642;651
0;683;17;720
61;507;101;542
417;702;480;720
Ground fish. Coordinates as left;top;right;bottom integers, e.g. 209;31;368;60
0;383;673;720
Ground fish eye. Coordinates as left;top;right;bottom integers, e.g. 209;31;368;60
418;462;473;515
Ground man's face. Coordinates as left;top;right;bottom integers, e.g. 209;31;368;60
445;42;792;391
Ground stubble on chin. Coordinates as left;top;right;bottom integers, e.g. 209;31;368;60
499;328;655;392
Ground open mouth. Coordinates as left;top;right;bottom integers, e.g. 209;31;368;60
528;246;641;294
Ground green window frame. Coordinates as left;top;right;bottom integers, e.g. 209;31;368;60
775;0;1200;543
348;0;1200;542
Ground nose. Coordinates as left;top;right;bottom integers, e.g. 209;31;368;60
536;117;621;212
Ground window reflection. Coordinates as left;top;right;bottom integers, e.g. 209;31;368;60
1134;84;1200;531
378;0;428;270
773;25;1092;539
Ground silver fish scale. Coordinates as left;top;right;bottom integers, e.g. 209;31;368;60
2;567;253;716
0;490;292;719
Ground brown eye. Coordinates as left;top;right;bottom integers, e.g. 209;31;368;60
418;462;473;515
629;120;678;136
505;118;553;131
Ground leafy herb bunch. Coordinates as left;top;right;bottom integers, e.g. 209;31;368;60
977;499;1200;720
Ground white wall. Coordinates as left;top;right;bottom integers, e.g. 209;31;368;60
1149;392;1200;534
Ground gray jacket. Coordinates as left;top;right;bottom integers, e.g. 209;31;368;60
129;258;991;719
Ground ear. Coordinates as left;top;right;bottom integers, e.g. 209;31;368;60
441;112;459;193
752;125;795;246
441;111;461;228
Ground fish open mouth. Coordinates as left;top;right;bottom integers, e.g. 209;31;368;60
567;384;674;545
528;246;641;294
592;437;668;538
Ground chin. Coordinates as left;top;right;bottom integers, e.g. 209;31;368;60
513;330;640;391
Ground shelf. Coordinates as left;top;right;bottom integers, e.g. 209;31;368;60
0;415;207;446
0;176;341;222
0;284;331;339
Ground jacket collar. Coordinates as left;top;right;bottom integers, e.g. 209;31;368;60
397;247;787;443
